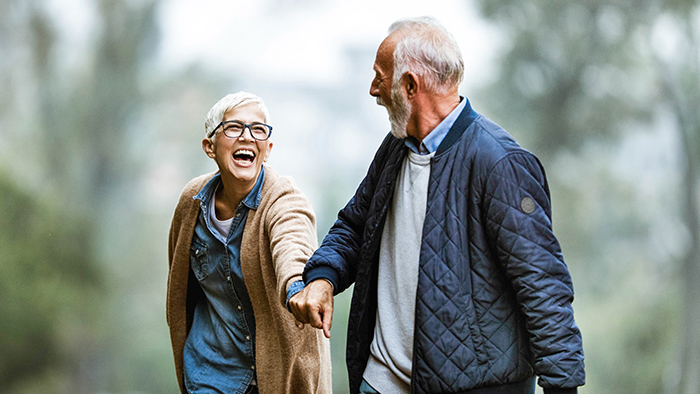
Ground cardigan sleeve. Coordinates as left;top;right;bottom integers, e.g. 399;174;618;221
265;178;319;308
482;152;585;389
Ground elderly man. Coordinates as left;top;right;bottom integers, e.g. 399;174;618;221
167;92;331;394
290;17;585;394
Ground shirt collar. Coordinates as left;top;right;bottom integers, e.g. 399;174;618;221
194;167;266;210
404;96;467;155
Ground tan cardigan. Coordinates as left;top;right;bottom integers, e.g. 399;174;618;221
167;165;331;393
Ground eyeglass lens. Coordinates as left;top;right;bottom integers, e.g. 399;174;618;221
222;121;271;140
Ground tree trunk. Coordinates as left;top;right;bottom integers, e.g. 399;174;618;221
663;66;700;393
677;127;700;394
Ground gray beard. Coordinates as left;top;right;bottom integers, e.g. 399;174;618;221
377;92;410;139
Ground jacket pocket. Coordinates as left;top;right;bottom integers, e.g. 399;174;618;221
190;238;210;281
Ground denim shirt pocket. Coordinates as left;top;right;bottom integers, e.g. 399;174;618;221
190;238;210;281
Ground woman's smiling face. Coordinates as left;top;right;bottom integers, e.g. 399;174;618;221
204;103;273;188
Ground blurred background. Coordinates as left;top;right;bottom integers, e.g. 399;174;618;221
1;0;699;393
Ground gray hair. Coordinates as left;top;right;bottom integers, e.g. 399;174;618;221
204;91;271;140
388;16;464;94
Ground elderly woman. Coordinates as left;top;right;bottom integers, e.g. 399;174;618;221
167;92;331;394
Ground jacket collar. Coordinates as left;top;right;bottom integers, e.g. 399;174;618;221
435;96;479;155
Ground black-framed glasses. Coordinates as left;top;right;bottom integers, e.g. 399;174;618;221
209;120;273;141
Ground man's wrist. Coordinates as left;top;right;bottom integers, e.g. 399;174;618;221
317;278;335;292
303;266;339;294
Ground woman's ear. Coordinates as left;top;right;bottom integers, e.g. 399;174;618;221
263;141;273;162
202;138;216;158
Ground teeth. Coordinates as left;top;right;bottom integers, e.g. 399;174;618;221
234;149;255;158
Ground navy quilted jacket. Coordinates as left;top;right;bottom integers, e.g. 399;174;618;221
304;100;585;394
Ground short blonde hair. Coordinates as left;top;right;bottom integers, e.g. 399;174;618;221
204;92;271;139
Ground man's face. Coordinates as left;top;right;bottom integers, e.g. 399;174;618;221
370;37;395;109
370;34;411;139
205;104;273;186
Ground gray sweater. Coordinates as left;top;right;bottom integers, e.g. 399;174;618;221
363;151;434;393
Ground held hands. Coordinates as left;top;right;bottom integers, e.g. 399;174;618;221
289;279;334;339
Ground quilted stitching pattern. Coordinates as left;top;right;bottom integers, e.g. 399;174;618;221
305;110;584;393
411;117;583;393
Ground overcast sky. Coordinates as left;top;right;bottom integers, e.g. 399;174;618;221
158;0;500;90
153;0;503;211
40;0;504;214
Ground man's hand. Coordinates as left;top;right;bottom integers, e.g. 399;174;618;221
289;279;334;338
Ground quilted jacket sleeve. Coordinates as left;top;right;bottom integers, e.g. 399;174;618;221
482;152;585;391
303;134;395;293
303;172;375;294
265;178;319;308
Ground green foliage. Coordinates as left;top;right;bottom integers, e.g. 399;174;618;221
1;0;235;391
0;172;103;391
578;274;679;394
474;0;656;156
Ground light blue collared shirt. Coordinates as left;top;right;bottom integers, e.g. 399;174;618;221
404;97;467;155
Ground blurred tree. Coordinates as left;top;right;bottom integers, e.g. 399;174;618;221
44;0;160;214
0;0;158;209
1;0;237;392
1;0;163;392
0;172;102;393
473;0;699;393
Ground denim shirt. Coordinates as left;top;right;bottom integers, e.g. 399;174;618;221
183;170;264;394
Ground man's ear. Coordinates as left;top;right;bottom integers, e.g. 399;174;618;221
404;72;419;98
202;138;216;158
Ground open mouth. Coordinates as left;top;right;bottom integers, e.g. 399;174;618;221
233;149;256;164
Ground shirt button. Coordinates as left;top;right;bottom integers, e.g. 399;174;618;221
237;305;242;310
227;276;231;282
246;335;250;340
251;365;255;370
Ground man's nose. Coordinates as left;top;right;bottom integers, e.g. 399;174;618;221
369;79;379;97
